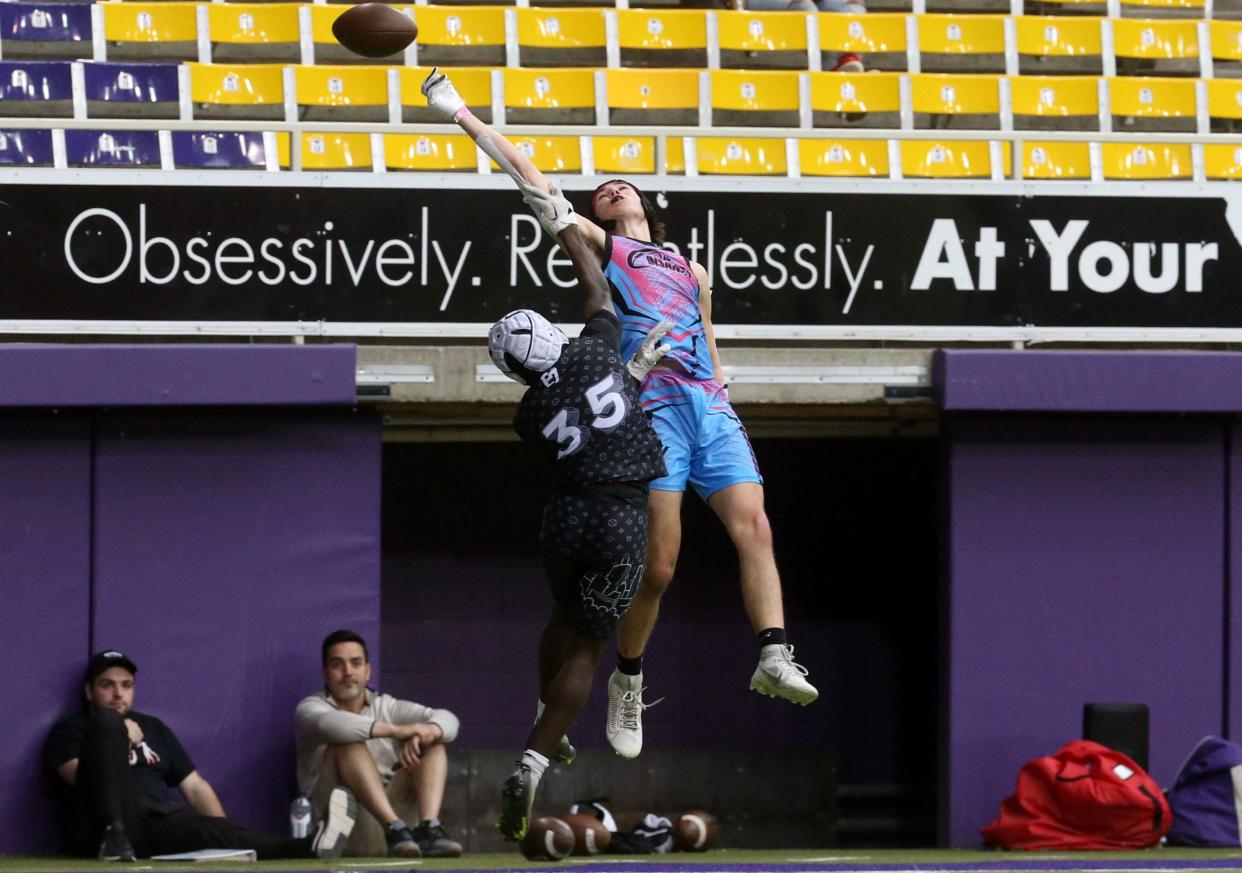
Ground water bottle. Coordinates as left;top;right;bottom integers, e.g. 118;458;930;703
290;795;313;839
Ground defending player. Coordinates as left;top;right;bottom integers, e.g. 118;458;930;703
472;175;671;836
422;68;818;760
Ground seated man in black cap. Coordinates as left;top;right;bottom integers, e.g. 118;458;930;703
46;649;358;862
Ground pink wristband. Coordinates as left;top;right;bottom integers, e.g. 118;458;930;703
452;106;472;122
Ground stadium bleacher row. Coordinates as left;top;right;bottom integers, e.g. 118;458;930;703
7;6;1242;75
4;3;1242;177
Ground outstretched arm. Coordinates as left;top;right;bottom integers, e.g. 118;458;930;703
560;224;613;320
421;68;606;251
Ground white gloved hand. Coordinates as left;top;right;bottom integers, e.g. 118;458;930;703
420;67;466;122
523;184;578;237
626;321;674;382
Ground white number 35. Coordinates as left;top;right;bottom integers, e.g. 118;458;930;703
542;374;628;459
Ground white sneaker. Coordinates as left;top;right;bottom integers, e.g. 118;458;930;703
605;670;661;759
750;644;818;705
311;788;357;858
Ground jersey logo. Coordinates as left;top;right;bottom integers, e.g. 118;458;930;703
128;741;160;767
625;248;693;279
540;367;561;388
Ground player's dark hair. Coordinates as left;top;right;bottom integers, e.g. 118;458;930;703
321;629;368;665
590;180;666;247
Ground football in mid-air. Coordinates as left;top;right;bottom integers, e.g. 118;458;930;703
674;810;720;852
520;817;575;861
564;813;612;855
332;3;418;58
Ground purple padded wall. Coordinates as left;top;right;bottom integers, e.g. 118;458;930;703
0;345;356;407
0;416;92;854
943;417;1226;846
90;410;381;835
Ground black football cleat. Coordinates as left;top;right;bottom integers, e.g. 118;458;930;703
497;763;535;842
98;822;135;862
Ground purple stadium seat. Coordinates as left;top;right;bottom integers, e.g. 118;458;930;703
0;3;92;59
65;129;161;167
0;60;73;116
83;61;180;118
172;131;267;169
0;129;54;165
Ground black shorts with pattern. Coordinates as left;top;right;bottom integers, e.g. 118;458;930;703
540;486;649;640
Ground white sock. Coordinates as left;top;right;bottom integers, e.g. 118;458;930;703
521;749;549;792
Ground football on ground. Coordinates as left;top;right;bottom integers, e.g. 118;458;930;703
520;817;575;861
332;3;418;58
564;813;611;855
674;810;721;852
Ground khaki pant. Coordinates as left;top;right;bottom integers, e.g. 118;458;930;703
311;764;420;857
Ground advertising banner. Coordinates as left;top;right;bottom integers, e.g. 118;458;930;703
7;180;1242;330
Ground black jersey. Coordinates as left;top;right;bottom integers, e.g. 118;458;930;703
513;309;666;492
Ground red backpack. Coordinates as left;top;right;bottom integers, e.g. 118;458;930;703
981;739;1171;850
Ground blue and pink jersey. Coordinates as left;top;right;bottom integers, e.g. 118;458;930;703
601;234;716;384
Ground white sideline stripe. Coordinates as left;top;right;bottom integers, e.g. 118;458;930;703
1232;762;1242;846
797;857;872;862
341;861;423;867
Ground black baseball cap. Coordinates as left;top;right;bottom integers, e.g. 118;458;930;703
85;650;138;683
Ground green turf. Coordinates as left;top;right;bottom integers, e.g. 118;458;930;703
5;849;1242;873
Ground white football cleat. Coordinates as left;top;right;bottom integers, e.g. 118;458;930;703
605;670;658;759
750;644;818;705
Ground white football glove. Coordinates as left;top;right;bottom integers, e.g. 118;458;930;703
420;67;466;122
626;321;673;382
522;184;578;237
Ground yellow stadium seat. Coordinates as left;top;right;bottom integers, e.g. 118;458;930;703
593;136;655;175
1015;16;1103;75
1009;75;1100;130
717;11;808;70
917;14;1006;74
710;69;800;127
102;2;197;60
617;9;708;68
400;66;493;123
900;141;1008;179
1021;142;1092;180
605;67;700;126
910;73;1001;129
503;67;596;124
207;4;299;63
294;65;389;122
188;62;284;120
695;137;787;176
1101;142;1191;179
809;71;901;127
1111;19;1201;77
798;138;888;177
1108;76;1198;131
384;133;477;172
515;8;606;68
1211;21;1242;66
298;132;373;171
1208;78;1242;129
818;13;907;72
412;6;505;67
665;136;685;175
1203;144;1242;180
503;136;581;173
1119;0;1205;11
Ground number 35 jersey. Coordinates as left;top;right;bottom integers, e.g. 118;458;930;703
513;308;667;492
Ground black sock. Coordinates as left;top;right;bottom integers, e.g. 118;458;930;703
617;654;643;676
757;627;787;648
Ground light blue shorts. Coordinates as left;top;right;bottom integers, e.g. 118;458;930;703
639;371;763;500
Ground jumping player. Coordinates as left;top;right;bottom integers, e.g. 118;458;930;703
422;69;816;765
438;126;672;836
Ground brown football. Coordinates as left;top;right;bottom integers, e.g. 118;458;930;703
674;810;720;852
332;3;417;59
519;816;575;861
563;813;612;855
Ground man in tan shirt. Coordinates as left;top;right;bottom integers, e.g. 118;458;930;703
294;630;462;858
